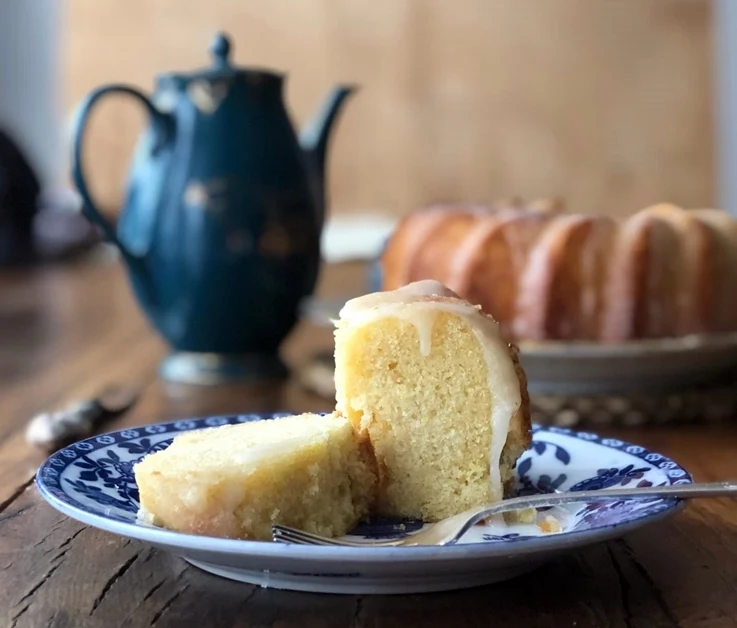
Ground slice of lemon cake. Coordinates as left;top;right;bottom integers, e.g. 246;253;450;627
334;280;531;522
133;413;377;540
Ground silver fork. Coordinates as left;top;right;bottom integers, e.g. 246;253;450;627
272;481;737;547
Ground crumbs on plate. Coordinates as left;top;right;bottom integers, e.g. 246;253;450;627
503;506;537;525
503;508;563;534
537;514;563;534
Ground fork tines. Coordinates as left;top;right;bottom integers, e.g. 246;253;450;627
272;524;348;546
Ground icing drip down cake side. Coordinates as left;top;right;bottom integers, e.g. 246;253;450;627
334;280;531;522
134;281;531;538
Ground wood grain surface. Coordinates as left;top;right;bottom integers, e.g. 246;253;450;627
1;258;736;627
64;0;714;219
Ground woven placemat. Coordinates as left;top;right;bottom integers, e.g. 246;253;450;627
297;352;737;426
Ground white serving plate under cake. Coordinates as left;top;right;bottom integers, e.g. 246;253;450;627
37;413;691;594
302;296;737;396
518;332;737;396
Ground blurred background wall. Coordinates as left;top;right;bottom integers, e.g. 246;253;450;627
0;0;61;187
64;0;714;218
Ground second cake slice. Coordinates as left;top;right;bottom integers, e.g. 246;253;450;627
134;413;377;540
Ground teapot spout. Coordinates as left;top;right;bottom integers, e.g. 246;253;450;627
299;85;356;224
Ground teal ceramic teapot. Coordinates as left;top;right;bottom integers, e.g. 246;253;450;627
71;33;354;383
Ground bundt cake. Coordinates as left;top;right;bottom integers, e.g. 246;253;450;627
134;413;378;540
334;279;531;522
381;202;737;342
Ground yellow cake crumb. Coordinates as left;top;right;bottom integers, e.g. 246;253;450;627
503;506;537;525
538;514;563;534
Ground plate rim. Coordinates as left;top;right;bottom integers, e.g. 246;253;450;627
35;415;692;562
518;331;737;359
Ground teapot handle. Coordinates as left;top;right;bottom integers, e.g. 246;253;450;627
71;84;171;260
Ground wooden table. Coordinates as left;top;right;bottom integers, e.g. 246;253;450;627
1;257;736;628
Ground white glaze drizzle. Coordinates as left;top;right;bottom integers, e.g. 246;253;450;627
447;216;503;293
512;214;588;338
337;280;522;502
393;211;454;286
502;216;535;274
138;418;341;476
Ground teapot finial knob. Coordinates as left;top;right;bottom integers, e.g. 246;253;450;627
209;32;232;67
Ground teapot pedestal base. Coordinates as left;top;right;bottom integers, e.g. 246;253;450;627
159;351;289;385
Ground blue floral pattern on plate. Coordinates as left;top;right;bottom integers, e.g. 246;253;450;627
36;415;692;544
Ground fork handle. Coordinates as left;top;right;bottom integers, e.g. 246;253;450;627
449;480;737;544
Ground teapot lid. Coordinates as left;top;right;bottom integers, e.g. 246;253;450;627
157;32;283;87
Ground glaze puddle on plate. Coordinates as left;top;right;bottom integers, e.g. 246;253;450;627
36;413;691;594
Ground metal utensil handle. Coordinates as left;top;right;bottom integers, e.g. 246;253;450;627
452;480;737;543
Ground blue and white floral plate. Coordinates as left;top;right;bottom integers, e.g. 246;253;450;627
36;413;692;594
